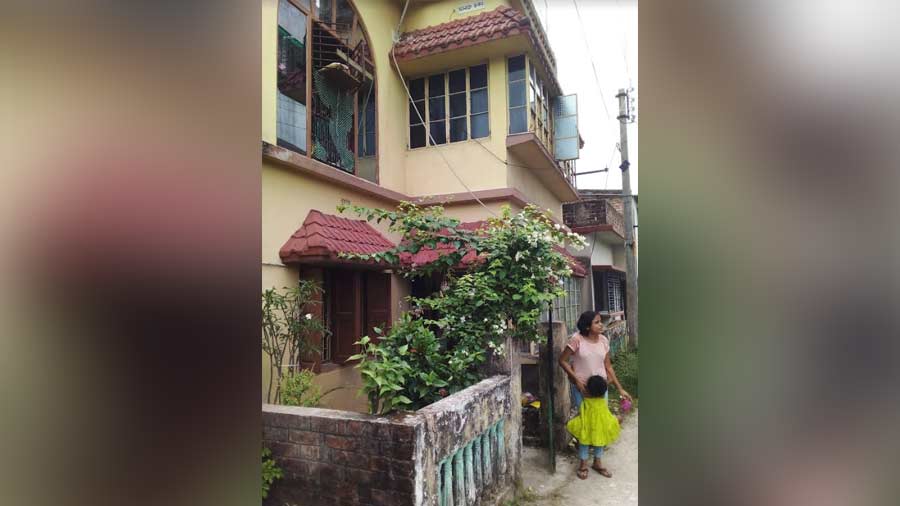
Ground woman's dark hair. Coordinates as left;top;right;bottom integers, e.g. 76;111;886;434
576;311;600;336
587;375;608;398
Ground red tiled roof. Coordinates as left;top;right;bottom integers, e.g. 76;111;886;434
399;220;586;277
279;210;395;265
399;221;486;268
393;6;530;60
555;246;587;278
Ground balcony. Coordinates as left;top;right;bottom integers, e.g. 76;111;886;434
506;132;579;201
562;199;625;240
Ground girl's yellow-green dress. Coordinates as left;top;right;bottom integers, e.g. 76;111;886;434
566;397;621;447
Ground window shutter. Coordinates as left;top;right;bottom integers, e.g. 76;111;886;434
552;94;579;161
330;270;361;363
364;272;391;342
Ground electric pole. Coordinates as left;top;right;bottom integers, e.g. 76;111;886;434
616;88;638;348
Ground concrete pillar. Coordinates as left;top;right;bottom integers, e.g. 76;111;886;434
480;334;521;488
539;322;572;453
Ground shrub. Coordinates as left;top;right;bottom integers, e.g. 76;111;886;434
610;348;638;399
261;283;329;404
340;203;586;413
261;446;283;500
280;369;323;407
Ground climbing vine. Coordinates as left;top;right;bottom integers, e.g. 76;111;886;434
339;202;586;413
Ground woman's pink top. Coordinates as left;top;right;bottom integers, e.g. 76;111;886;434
566;332;609;383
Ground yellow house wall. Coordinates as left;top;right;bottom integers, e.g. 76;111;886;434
506;155;565;217
612;245;626;271
262;160;413;413
261;0;572;413
401;0;514;32
403;54;511;197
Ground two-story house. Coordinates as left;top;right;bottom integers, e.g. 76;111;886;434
261;0;584;411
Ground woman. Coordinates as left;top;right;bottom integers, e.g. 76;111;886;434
558;310;633;479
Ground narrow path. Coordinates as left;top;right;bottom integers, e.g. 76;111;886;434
519;411;638;506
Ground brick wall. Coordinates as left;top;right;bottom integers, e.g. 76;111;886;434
263;406;420;506
263;372;521;506
563;199;625;238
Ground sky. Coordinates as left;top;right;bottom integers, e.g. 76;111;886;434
535;0;638;193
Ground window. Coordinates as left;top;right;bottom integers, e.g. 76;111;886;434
469;65;489;139
594;270;625;314
322;269;391;363
507;55;527;134
407;64;489;149
357;80;376;158
428;74;447;145
277;0;308;153
529;62;552;148
541;277;582;334
277;0;378;181
607;274;624;313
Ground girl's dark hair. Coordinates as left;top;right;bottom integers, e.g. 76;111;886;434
587;375;608;397
576;311;600;336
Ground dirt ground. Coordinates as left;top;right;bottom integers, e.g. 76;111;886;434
517;410;638;506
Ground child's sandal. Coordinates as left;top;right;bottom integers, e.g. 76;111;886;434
576;466;589;480
592;465;612;478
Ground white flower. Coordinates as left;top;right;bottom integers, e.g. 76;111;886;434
304;313;313;320
460;316;466;323
554;223;561;230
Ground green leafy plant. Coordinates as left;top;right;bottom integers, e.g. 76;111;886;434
340;202;586;413
280;369;341;407
610;348;638;400
261;446;283;500
262;283;329;404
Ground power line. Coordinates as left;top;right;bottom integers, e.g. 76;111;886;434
572;0;611;121
614;0;633;87
604;142;618;189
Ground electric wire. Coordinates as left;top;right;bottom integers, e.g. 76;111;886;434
572;0;611;121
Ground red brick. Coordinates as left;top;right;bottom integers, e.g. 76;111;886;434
345;468;375;487
330;449;369;469
391;424;416;443
320;464;346;487
390;460;415;478
369;456;390;472
279;457;309;478
342;420;371;437
289;430;322;445
262;426;288;443
381;441;414;460
298;445;320;461
325;435;358;451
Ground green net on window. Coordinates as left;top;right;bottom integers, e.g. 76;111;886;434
312;70;355;172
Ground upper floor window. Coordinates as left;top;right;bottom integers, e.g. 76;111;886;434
277;0;308;153
507;55;527;134
276;0;378;182
408;64;489;149
508;54;554;146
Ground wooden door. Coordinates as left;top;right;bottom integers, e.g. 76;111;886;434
364;272;391;342
330;270;361;363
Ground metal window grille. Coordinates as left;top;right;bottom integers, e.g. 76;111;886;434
607;274;624;313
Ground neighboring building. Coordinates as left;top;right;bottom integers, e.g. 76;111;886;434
262;0;584;411
563;190;629;325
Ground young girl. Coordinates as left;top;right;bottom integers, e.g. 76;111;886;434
566;375;621;479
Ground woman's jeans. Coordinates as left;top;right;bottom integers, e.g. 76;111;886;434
571;383;608;461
